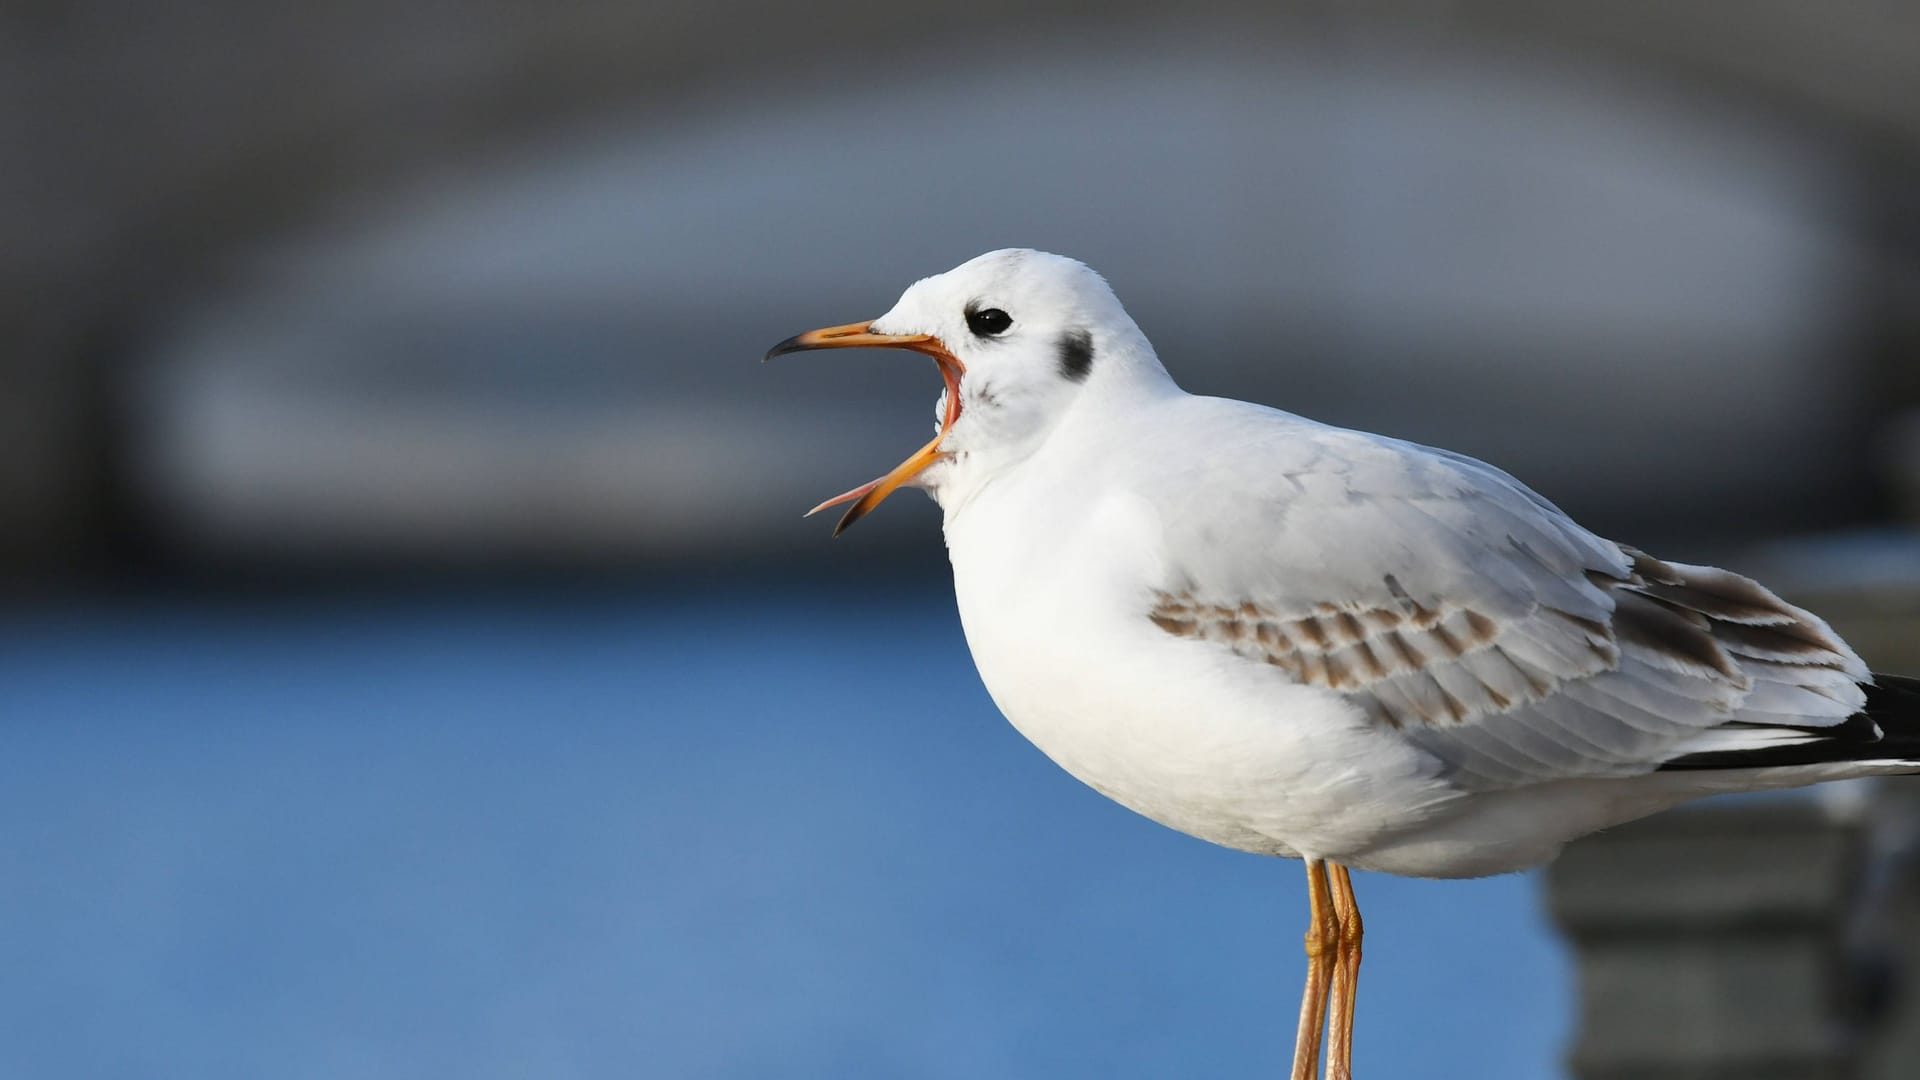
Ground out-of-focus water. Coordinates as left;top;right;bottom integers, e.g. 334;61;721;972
0;586;1568;1079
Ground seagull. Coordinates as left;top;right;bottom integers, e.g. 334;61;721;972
766;249;1920;1079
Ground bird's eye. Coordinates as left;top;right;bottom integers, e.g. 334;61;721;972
966;307;1012;337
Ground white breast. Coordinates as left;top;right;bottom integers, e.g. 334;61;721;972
941;470;1456;862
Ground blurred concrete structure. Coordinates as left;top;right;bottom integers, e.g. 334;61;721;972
1860;778;1920;1080
8;1;1920;581
1549;787;1920;1080
1549;803;1863;1080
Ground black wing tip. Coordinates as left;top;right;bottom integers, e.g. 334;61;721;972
1866;672;1920;716
1658;671;1920;773
1657;749;1920;772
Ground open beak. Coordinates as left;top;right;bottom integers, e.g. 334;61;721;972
765;321;966;535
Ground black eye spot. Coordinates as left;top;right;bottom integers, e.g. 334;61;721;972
965;306;1012;337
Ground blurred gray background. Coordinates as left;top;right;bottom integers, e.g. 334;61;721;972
5;3;1920;1078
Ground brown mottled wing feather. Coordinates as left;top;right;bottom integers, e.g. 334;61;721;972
1150;549;1869;789
1136;418;1870;790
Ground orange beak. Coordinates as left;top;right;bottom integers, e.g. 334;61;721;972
764;320;966;536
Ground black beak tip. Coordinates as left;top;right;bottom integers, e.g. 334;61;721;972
763;335;807;363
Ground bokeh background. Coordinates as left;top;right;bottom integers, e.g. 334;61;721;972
6;3;1920;1078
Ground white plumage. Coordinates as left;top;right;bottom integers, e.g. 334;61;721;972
771;248;1919;1079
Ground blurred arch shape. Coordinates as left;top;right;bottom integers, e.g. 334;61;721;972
135;29;1879;572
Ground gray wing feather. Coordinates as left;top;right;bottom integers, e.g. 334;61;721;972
1141;415;1869;790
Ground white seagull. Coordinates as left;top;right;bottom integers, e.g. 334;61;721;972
767;249;1920;1080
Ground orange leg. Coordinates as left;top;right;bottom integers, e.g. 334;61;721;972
1324;864;1364;1080
1290;860;1340;1080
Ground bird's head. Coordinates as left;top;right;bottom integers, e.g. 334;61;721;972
768;248;1166;534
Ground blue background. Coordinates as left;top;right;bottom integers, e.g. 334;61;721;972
1;587;1566;1078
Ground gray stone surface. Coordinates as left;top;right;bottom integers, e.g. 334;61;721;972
1549;805;1863;933
1856;778;1920;1080
1574;938;1846;1080
1550;803;1865;1080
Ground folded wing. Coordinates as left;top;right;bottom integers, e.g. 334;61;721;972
1142;418;1873;790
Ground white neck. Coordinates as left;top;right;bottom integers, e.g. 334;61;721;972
928;328;1181;523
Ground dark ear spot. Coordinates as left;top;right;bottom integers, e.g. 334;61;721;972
1057;329;1093;382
